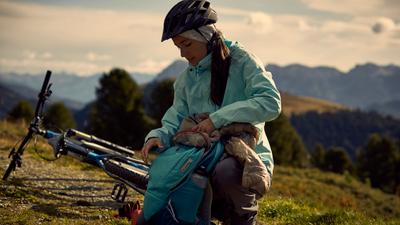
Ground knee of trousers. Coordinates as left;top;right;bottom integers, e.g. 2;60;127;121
211;157;258;216
212;156;242;189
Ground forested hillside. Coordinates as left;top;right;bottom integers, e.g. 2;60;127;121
291;110;400;159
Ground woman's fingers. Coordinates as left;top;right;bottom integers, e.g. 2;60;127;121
155;139;164;149
141;145;149;163
141;138;163;164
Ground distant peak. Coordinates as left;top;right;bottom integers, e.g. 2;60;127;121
154;60;187;82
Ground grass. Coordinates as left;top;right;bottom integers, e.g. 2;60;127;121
269;167;400;218
259;167;400;224
0;207;131;225
281;92;345;116
1;120;400;224
258;197;400;225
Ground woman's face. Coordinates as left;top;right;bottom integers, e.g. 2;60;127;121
172;35;207;66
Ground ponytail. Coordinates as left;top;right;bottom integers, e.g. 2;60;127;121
209;30;231;106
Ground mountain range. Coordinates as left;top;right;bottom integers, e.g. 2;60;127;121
0;71;155;105
268;63;400;117
142;61;400;118
0;80;85;118
1;61;399;118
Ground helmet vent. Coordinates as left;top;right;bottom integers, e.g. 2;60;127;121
191;1;201;9
202;1;210;9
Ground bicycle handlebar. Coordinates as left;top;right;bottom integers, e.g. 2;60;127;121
34;70;51;118
2;71;52;180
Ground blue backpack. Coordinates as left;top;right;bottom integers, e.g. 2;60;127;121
143;141;224;224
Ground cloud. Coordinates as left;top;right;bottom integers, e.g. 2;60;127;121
42;52;53;59
86;52;111;62
371;17;397;34
21;50;53;60
217;7;249;17
0;57;110;76
298;19;314;31
217;7;273;33
0;0;399;75
301;0;381;15
124;59;172;74
22;50;36;60
218;7;399;70
0;1;25;18
246;12;273;33
0;1;165;75
300;0;399;20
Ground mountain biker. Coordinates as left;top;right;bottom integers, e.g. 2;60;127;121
141;0;281;224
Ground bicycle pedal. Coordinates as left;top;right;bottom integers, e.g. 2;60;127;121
111;183;128;203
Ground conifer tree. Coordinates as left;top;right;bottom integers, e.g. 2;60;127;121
357;134;399;193
44;102;76;130
88;68;155;149
311;143;326;169
7;100;34;123
265;113;310;167
323;147;353;174
148;79;175;126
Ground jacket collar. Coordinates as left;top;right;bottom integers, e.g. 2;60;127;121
187;39;234;73
188;53;211;73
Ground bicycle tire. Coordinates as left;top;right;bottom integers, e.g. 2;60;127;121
104;159;148;190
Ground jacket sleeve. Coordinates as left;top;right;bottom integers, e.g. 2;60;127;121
144;77;189;147
209;52;281;128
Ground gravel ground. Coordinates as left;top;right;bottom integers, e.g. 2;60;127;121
0;137;139;224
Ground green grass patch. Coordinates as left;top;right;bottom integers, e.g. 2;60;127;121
258;197;396;225
0;207;131;225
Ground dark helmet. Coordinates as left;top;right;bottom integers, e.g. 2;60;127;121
161;0;217;42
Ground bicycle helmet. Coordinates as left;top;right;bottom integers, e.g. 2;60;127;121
161;0;217;42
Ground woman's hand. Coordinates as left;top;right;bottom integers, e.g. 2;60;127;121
191;118;215;135
141;138;164;164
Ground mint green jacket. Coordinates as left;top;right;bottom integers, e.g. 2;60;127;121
145;40;281;175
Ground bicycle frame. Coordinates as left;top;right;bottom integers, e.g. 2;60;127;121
3;71;149;202
44;129;149;195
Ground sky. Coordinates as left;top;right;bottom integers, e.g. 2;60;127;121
0;0;399;76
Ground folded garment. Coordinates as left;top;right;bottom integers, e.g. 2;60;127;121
173;114;270;197
225;137;270;197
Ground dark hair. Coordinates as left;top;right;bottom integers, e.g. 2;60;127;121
209;29;231;106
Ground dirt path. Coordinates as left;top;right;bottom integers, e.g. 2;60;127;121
0;138;137;225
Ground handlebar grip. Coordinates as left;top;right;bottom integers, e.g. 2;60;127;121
39;70;52;97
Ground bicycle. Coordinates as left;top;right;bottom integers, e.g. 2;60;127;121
2;70;149;203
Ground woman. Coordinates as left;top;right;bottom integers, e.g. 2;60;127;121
142;0;281;224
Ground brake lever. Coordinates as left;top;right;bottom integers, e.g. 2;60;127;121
8;147;16;159
45;83;53;98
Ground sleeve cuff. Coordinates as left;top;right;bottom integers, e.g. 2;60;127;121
145;130;172;148
209;112;224;129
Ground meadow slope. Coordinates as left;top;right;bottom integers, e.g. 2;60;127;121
0;121;399;225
